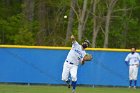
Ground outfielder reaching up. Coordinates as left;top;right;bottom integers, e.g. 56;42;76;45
125;47;140;89
62;35;92;93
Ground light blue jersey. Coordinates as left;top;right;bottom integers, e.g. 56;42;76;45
66;41;86;65
125;52;140;65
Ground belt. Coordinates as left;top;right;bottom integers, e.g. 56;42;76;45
130;64;137;66
66;60;73;65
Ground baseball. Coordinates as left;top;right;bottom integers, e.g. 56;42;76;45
64;15;67;19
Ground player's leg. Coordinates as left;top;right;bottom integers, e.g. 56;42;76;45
129;66;133;88
62;62;71;86
134;80;137;89
70;65;78;93
133;65;139;89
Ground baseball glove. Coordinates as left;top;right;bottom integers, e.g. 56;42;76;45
81;54;92;65
83;54;92;61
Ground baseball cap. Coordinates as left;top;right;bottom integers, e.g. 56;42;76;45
84;40;90;46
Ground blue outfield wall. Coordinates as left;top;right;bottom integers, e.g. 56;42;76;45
0;47;140;86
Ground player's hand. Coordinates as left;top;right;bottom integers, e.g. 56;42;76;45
136;64;139;67
81;61;85;65
71;35;75;39
71;35;75;41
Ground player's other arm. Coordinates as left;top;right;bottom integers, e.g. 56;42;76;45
136;53;140;67
125;61;129;66
81;54;92;65
125;54;129;66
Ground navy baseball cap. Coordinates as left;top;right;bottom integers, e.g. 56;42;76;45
84;40;90;46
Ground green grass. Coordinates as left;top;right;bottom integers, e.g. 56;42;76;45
0;84;139;93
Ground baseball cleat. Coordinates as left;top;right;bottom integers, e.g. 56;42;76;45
68;84;71;88
133;86;136;89
66;79;71;88
72;89;76;93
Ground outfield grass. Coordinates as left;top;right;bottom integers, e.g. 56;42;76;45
0;84;139;93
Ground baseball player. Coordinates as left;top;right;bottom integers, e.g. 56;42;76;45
125;47;140;89
61;35;92;93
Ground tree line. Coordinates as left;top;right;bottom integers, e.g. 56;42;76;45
0;0;140;48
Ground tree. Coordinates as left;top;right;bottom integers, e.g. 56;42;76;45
104;0;118;48
23;0;34;21
92;0;101;47
65;0;76;43
1;0;140;48
77;0;88;41
36;0;46;45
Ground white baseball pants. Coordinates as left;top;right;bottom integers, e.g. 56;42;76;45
62;62;78;81
129;65;139;80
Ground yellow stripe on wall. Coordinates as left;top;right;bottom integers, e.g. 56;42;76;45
0;45;139;52
0;45;71;50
